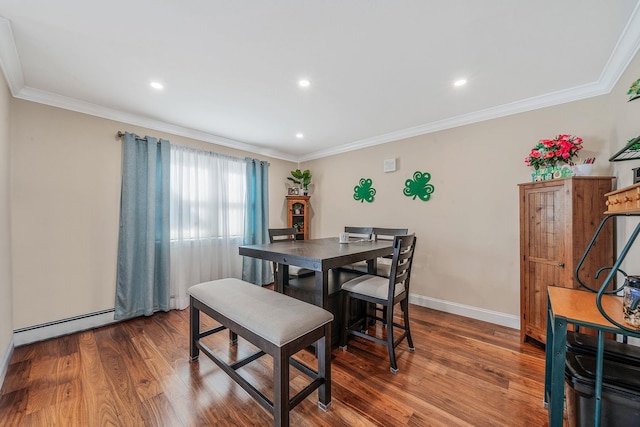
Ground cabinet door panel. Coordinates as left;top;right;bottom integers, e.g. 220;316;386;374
571;179;615;290
526;186;565;265
523;261;563;343
521;183;566;344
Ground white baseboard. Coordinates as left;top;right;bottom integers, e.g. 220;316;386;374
409;293;520;330
10;297;518;347
0;334;14;389
13;309;117;346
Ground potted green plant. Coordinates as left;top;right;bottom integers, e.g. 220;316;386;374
287;169;312;194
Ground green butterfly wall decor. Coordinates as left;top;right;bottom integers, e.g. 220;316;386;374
353;178;376;203
403;171;435;201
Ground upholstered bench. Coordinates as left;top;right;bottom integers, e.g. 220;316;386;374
188;278;333;427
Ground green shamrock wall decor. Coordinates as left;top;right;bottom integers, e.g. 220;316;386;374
353;178;376;203
403;171;435;201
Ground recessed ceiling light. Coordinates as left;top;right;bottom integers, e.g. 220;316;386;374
296;133;304;139
453;79;467;87
298;79;310;88
150;81;164;90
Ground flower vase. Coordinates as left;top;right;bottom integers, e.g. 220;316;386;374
531;165;573;182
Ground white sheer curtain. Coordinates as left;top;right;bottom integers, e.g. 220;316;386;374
169;144;246;309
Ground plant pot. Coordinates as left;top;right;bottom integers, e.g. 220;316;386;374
571;164;594;176
531;165;573;182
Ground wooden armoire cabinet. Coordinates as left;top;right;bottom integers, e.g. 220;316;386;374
286;195;310;240
519;176;614;344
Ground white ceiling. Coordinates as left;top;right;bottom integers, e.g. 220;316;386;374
1;1;640;162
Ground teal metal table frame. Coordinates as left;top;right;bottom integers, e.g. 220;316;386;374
545;211;640;426
544;287;640;426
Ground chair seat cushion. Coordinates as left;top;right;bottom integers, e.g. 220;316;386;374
341;261;369;273
375;261;391;278
188;278;333;346
341;274;405;300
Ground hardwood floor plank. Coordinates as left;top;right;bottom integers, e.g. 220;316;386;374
92;326;153;425
52;379;87;426
0;388;27;426
0;305;550;426
0;359;31;395
76;330;125;426
140;392;185;427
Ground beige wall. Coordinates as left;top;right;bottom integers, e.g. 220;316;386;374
0;64;14;367
303;94;616;316
10;100;295;329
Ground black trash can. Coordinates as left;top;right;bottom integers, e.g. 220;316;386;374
565;351;640;427
566;331;640;366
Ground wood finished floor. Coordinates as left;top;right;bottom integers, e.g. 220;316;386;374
0;305;549;426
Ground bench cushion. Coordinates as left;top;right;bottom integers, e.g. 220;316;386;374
188;278;333;347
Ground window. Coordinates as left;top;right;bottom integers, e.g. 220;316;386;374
170;145;246;240
169;144;249;309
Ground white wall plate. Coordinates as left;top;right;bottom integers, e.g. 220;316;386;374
383;158;396;173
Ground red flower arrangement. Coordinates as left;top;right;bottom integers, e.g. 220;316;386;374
524;134;583;170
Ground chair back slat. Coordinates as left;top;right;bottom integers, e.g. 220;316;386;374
344;226;374;240
269;228;296;243
374;228;408;262
373;227;409;241
388;234;417;301
268;228;297;288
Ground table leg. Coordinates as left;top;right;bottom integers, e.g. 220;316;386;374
544;300;553;408
594;331;604;427
314;270;329;310
276;264;289;293
548;314;567;427
366;258;378;274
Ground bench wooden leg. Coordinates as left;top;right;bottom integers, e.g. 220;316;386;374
318;323;332;410
229;330;238;344
273;350;290;427
190;301;200;361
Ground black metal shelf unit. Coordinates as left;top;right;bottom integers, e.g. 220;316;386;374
609;135;640;162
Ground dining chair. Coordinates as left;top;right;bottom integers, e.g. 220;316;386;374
339;233;417;373
369;227;409;326
268;228;313;288
340;226;374;273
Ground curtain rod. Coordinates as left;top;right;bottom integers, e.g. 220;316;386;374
116;131;155;143
116;130;268;165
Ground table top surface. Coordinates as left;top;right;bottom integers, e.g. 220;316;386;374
239;237;394;270
548;286;640;332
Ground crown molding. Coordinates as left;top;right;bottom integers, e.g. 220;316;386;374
299;81;608;161
0;17;296;162
598;1;640;92
0;17;24;96
15;86;297;162
299;3;640;162
2;7;640;163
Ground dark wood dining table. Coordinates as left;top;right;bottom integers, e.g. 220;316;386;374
239;236;394;315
